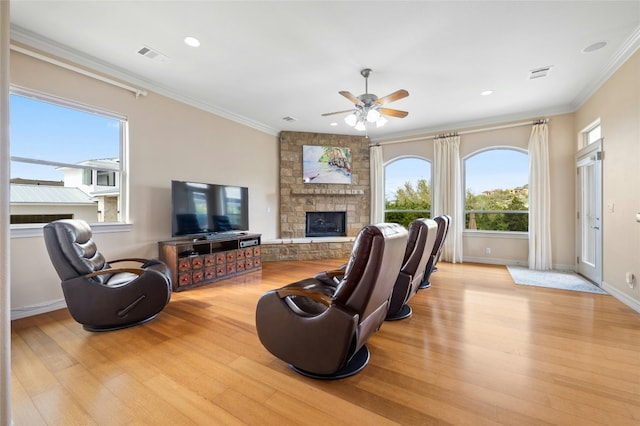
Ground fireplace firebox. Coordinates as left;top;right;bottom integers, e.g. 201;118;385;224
305;211;347;237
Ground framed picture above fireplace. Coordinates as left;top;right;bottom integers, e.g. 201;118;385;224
302;145;351;184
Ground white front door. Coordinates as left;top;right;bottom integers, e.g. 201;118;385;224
576;140;602;284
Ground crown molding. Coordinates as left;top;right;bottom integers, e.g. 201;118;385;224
9;25;279;136
375;23;640;145
373;104;573;144
11;22;639;142
375;24;640;144
570;24;640;110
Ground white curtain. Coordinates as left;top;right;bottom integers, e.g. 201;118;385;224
433;135;463;263
528;122;552;269
370;144;385;224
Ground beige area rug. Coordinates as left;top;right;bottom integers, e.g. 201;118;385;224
507;266;608;294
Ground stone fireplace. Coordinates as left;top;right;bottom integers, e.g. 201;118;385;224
260;131;370;261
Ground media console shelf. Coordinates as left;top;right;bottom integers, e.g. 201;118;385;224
158;233;261;291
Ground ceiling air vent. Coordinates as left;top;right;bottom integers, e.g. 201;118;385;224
137;46;168;63
529;66;552;80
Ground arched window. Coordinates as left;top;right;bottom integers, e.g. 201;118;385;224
384;157;432;227
464;148;528;232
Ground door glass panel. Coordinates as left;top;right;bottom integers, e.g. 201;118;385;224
580;161;596;266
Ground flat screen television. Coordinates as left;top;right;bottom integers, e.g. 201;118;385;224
171;180;249;238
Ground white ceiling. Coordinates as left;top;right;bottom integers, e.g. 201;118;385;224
9;1;640;141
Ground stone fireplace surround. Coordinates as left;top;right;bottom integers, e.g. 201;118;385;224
261;131;370;262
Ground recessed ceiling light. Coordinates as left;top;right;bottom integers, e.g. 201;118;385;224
480;90;493;96
583;41;607;53
184;36;201;47
330;122;338;127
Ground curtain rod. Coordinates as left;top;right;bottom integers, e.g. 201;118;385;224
10;44;148;98
371;118;548;147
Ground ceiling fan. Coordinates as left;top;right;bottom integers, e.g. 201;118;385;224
322;68;409;131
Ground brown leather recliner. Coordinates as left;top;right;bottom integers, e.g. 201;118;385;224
43;219;172;331
255;223;408;379
386;218;438;320
420;214;451;289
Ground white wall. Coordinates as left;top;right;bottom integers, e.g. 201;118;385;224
9;47;279;317
576;48;640;309
380;113;576;268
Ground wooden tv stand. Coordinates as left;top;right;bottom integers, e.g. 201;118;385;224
158;233;261;291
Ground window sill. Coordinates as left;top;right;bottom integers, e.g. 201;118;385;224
10;222;133;239
463;230;528;239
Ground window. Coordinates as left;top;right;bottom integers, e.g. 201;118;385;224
384;157;431;227
82;169;93;185
11;214;73;225
97;170;117;187
584;123;601;147
10;88;127;225
586;125;601;144
579;120;601;149
464;149;528;232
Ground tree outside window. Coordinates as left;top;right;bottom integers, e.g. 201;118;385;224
384;157;431;227
464;149;528;232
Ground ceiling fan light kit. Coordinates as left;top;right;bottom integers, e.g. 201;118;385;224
323;68;409;132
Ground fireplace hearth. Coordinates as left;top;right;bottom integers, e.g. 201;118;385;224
305;211;347;237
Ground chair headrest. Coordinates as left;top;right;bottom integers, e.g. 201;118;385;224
401;218;438;274
43;219;109;283
334;223;408;315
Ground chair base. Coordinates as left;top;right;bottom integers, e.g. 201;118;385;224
290;345;370;380
385;304;412;321
81;314;159;332
418;280;431;290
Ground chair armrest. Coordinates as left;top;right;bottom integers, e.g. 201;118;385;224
324;262;347;278
325;268;346;279
313;266;346;286
85;267;144;279
108;258;149;265
276;278;335;307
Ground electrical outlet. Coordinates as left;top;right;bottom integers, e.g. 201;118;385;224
626;272;635;288
485;247;491;255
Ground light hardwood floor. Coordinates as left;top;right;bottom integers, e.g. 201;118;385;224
11;260;640;425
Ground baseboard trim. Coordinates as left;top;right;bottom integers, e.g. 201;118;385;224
462;256;527;266
11;299;67;320
462;257;574;271
601;281;640;313
12;274;638;319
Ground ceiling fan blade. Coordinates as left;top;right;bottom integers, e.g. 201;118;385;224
339;91;363;105
321;109;354;117
375;89;409;105
379;107;408;118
